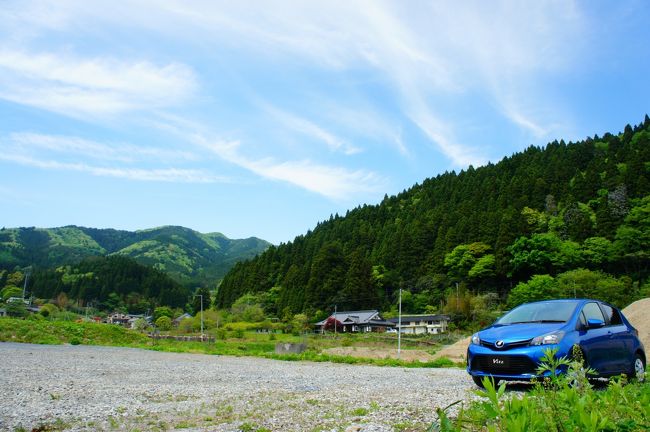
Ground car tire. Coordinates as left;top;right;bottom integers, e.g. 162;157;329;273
472;375;500;388
631;353;646;382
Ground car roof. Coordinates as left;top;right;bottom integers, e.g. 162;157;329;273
526;299;603;304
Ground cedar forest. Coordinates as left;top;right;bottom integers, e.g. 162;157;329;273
216;117;650;326
2;117;650;327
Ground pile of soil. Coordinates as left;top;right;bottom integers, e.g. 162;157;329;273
432;337;470;363
622;297;650;351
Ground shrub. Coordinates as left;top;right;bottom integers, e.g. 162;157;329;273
5;301;28;317
1;286;23;301
153;306;173;322
155;316;172;331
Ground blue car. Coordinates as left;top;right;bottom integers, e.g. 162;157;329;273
467;299;646;387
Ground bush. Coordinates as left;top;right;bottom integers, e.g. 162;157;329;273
39;303;59;318
132;318;150;332
155;316;172;331
153;306;173;322
5;301;28;318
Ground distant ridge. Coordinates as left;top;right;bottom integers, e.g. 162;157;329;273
0;225;271;286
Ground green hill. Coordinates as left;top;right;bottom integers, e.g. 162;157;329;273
0;225;270;286
216;116;650;317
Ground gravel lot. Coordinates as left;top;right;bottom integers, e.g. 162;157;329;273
0;342;476;432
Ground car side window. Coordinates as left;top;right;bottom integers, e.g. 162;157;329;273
599;303;622;325
578;311;587;328
582;302;605;323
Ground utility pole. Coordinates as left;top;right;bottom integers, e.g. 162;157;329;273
22;270;30;300
456;282;459;311
397;288;402;359
334;304;337;337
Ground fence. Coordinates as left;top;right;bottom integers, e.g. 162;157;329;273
148;333;215;343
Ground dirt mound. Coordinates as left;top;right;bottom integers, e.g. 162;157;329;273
432;337;470;364
622;298;650;352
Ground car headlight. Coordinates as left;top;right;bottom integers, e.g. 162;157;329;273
471;333;481;345
530;331;564;346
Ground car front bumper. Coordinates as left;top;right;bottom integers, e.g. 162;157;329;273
466;343;570;380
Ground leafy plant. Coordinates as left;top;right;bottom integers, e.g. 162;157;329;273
431;346;650;431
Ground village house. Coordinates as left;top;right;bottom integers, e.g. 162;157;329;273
388;314;450;335
106;312;150;328
315;310;395;333
172;313;193;326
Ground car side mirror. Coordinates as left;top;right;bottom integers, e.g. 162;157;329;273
587;318;605;329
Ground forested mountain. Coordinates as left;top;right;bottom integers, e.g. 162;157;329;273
216;117;650;319
26;255;190;311
0;225;270;286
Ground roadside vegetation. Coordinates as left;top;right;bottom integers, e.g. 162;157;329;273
0;316;457;368
433;347;649;431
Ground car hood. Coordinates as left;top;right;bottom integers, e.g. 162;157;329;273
479;322;566;343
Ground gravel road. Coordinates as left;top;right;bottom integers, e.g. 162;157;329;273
0;343;476;432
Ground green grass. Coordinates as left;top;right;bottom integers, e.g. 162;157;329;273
433;347;650;431
0;318;150;346
0;317;457;369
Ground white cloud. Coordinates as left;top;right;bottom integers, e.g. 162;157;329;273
0;0;590;190
0;50;197;117
318;102;409;157
9;132;198;163
0;152;224;183
125;0;580;163
242;158;381;200
191;133;383;200
261;103;361;155
0;132;220;183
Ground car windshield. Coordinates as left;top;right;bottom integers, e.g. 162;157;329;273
496;301;579;325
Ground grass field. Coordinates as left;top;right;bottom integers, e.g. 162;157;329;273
0;317;458;368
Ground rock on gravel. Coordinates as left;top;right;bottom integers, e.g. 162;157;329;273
0;343;476;431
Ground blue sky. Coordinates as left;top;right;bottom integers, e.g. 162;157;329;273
1;1;649;244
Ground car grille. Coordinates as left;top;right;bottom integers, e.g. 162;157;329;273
471;354;538;375
480;339;531;350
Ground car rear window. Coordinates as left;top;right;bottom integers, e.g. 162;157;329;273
599;303;622;325
497;301;578;324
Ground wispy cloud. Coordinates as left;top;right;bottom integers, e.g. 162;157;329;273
0;0;592;195
0;152;224;183
0;132;223;183
191;133;384;201
132;1;574;164
261;103;361;155
0;50;197;118
9;132;198;163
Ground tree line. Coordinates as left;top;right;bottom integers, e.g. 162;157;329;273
13;255;191;312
